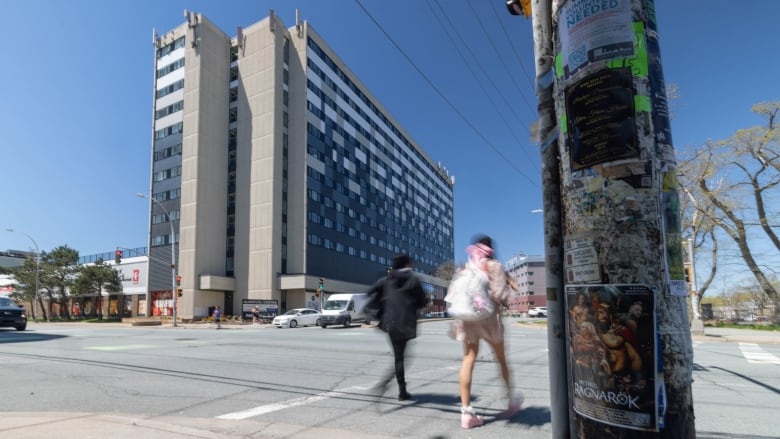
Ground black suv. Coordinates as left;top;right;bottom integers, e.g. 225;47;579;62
0;297;27;331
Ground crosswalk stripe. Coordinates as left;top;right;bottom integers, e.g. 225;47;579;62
739;343;780;364
216;364;462;420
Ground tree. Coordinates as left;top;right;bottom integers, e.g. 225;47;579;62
7;258;38;319
434;260;456;281
72;259;122;319
677;102;780;324
41;246;81;319
678;153;720;311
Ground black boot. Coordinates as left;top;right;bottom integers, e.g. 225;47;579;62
397;379;411;401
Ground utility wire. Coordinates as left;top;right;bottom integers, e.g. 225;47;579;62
488;0;536;93
429;0;539;171
465;0;537;116
354;0;539;187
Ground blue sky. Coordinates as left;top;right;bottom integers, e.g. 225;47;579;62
2;1;778;280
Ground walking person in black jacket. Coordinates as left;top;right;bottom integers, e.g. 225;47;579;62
367;254;427;401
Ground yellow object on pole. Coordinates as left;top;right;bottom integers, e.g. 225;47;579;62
506;0;532;18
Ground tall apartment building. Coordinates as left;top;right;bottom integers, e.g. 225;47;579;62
505;254;547;315
144;10;455;319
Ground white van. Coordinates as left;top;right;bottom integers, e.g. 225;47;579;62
320;293;369;328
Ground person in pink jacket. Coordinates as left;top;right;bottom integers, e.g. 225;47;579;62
450;235;523;429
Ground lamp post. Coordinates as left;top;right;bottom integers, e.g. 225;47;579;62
6;228;41;321
136;193;178;327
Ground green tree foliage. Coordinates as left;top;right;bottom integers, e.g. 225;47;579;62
72;259;122;319
8;257;38;318
40;246;81;319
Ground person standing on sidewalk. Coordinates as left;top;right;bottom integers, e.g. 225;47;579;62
449;235;523;429
367;254;427;401
212;305;222;329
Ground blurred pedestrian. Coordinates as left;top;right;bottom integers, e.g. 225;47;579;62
450;235;522;429
252;306;260;324
213;305;222;329
367;254;427;401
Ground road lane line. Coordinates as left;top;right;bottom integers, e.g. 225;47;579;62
739;342;780;364
216;365;462;420
216;387;358;420
85;344;157;351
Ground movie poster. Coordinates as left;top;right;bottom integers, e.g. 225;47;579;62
566;284;658;431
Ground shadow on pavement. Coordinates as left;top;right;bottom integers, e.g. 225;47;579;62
0;331;68;344
710;365;780;395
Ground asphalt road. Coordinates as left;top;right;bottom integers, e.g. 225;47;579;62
0;320;778;438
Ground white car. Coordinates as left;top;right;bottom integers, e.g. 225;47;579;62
528;307;547;318
272;308;322;328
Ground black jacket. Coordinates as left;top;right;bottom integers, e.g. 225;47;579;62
366;268;426;340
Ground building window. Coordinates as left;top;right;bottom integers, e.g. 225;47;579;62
154;143;182;161
152;232;178;246
156;57;185;78
154;122;183;140
152;210;179;224
152;188;180;201
155;100;184;120
156;36;185;58
153;166;182;182
156;79;184;99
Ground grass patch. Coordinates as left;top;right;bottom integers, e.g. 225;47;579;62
516;318;548;326
705;322;779;331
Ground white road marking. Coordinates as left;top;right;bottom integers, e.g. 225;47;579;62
216;365;462;420
739;343;780;364
216;387;356;420
85;344;157;351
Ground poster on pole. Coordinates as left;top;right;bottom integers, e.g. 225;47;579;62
661;171;688;296
565;238;601;283
566;284;658;431
559;0;634;78
565;68;639;171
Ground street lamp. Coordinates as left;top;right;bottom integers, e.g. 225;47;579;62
6;228;41;321
136;193;178;327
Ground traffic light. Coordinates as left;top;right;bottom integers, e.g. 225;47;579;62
316;277;324;297
115;249;122;264
176;275;183;297
506;0;532;18
683;263;693;292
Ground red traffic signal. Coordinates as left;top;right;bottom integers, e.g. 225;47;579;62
176;275;182;286
115;249;123;264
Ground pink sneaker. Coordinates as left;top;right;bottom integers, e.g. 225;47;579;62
498;392;524;419
461;407;484;429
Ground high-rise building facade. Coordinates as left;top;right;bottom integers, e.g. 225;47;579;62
144;11;454;319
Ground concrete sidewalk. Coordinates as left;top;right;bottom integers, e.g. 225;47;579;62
0;412;405;439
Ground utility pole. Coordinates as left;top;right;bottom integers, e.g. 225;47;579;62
510;1;695;437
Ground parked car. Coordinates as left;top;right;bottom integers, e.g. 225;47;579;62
0;297;27;331
272;308;321;328
528;307;547;318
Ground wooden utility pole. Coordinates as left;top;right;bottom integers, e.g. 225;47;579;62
514;1;696;437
